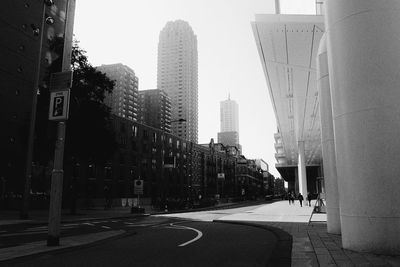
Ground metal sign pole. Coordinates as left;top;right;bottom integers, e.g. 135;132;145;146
47;121;66;245
47;0;75;246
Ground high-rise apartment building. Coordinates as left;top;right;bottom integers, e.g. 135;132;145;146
157;20;198;143
97;63;139;121
138;89;172;133
218;97;241;153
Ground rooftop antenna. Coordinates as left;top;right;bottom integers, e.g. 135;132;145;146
315;0;324;15
275;0;280;14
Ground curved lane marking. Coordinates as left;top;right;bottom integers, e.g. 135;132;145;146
169;223;203;247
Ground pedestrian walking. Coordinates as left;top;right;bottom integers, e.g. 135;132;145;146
307;192;312;206
289;192;295;205
104;185;111;210
298;193;304;207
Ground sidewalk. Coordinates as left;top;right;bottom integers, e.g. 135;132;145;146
215;201;400;267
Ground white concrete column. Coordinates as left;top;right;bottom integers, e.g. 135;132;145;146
294;168;299;194
297;141;307;196
325;0;400;254
317;34;341;234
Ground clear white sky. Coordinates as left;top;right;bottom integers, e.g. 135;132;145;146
73;0;316;177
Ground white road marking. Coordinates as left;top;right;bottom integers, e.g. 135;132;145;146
111;220;118;223
126;223;158;227
62;223;80;227
83;223;95;226
1;231;47;237
169;223;203;247
101;226;111;229
25;226;76;232
152;220;189;228
26;226;47;230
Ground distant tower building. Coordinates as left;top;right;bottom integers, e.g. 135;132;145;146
218;96;241;153
138;89;172;133
97;63;139;121
157;20;198;143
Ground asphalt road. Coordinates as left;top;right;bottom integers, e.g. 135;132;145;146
2;205;283;266
5;219;277;266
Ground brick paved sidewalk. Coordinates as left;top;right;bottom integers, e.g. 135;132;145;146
213;201;400;266
283;221;400;267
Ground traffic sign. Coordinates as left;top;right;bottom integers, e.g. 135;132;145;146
49;71;73;90
217;173;225;180
134;179;144;195
49;89;70;121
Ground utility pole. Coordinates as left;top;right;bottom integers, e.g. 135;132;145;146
20;1;48;220
47;0;76;246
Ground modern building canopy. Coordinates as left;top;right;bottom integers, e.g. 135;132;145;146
252;14;324;172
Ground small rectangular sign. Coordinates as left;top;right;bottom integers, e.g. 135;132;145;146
134;179;144;195
49;71;73;90
49;89;70;121
217;173;225;179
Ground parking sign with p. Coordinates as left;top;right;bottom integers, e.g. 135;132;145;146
49;90;70;121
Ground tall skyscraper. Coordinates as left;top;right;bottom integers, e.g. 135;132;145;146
138;89;172;133
97;63;139;121
220;96;239;133
157;20;198;143
218;96;241;153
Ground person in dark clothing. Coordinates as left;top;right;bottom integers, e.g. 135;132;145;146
298;193;304;207
289;192;295;205
104;185;111;210
307;192;312;206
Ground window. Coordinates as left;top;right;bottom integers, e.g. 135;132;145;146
152;132;157;143
131;140;136;150
132;125;138;137
73;163;80;178
88;164;95;178
104;166;112;180
120;123;126;133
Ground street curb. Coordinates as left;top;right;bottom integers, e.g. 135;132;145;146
149;200;272;215
213;220;292;267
